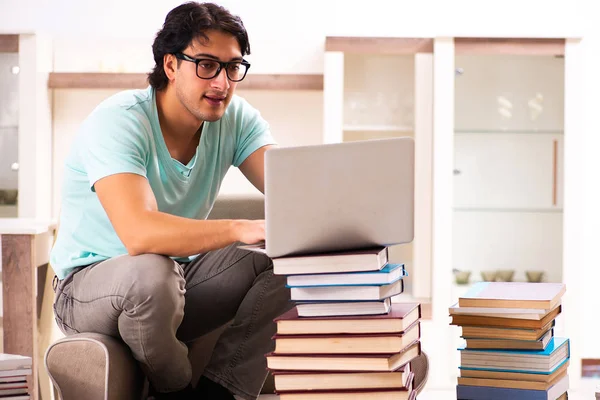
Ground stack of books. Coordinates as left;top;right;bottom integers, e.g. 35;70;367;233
264;246;423;400
449;281;570;400
0;353;32;399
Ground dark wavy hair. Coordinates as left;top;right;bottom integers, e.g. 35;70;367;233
148;2;250;90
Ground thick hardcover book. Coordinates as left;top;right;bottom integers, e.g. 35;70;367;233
272;366;411;392
286;263;406;287
458;282;565;309
290;279;403;301
0;355;31;372
277;373;414;400
295;298;392;318
461;320;555;341
449;302;559;320
456;374;568;400
460;360;569;382
268;247;389;275
457;370;567;391
273;322;420;354
266;340;421;372
275;303;421;335
459;337;570;374
463;329;553;350
451;306;561;329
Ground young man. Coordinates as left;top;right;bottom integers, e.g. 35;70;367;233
50;2;291;399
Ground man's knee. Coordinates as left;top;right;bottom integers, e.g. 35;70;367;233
253;251;273;274
124;254;185;309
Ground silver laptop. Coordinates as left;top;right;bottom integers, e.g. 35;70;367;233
263;137;414;258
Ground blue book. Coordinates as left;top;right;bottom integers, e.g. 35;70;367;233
286;263;407;287
289;278;404;302
459;337;570;374
457;373;569;400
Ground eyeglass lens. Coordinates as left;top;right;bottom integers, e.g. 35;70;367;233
196;60;248;81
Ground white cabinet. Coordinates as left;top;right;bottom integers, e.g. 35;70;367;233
452;53;565;285
323;40;434;300
454;133;563;210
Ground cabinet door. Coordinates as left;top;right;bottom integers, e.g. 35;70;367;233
455;55;564;132
454;133;563;210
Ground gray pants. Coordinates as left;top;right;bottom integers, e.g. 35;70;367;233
53;243;292;400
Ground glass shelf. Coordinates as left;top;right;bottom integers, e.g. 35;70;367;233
455;129;564;134
453;207;563;213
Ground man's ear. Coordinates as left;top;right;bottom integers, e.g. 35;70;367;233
163;53;177;81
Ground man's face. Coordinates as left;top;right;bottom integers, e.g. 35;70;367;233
174;30;242;123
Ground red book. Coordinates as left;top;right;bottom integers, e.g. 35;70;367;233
275;303;421;335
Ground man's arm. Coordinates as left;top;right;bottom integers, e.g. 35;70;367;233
239;144;275;193
94;173;265;257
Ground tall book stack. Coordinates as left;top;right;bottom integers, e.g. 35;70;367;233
264;246;423;400
0;353;32;399
449;282;569;400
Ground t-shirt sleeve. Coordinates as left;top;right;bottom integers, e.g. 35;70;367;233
78;106;149;190
232;98;277;167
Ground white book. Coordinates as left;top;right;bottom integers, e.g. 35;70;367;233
290;279;403;301
270;247;388;275
0;377;26;384
0;396;30;400
449;302;558;320
0;381;27;389
0;369;31;378
296;298;392;317
0;355;31;372
0;388;28;396
287;263;405;287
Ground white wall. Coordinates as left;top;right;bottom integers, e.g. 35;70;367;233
0;0;588;74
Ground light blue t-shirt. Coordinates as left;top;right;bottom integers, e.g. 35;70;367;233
50;86;275;279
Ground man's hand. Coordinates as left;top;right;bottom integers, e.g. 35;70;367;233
234;219;265;244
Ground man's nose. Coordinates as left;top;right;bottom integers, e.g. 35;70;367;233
211;67;230;90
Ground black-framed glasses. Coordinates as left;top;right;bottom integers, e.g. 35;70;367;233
174;53;251;82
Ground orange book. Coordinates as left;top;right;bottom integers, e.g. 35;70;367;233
451;306;560;329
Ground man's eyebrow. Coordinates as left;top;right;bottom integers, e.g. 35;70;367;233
192;52;244;62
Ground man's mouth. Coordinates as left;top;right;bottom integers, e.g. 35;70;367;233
204;95;226;106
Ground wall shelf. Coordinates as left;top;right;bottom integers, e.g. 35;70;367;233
47;72;324;91
455;130;565;135
0;35;18;53
343;124;413;132
326;37;433;54
454;38;565;56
